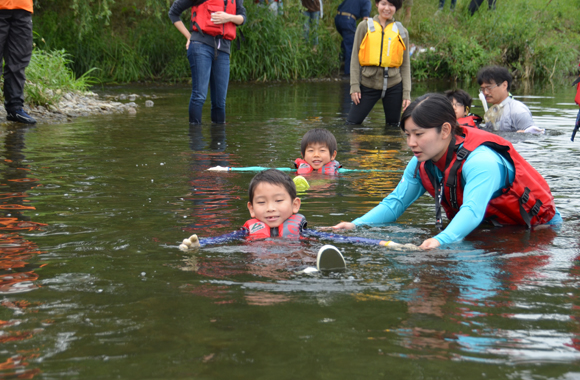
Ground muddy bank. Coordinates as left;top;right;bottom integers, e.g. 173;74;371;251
0;91;157;125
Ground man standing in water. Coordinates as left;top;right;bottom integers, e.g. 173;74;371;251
334;0;371;77
0;0;36;124
477;66;537;133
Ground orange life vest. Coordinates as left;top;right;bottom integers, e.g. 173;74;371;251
242;214;306;240
0;0;33;12
294;158;341;175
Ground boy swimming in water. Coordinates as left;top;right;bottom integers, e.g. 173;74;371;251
180;169;347;271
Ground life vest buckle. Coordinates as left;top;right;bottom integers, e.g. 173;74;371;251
530;200;543;216
455;147;469;161
519;187;530;204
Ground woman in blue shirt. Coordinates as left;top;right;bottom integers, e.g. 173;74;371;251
332;93;561;249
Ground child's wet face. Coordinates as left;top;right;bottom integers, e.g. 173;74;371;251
247;183;301;228
303;143;337;170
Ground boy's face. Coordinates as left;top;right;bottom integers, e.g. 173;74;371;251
303;143;337;170
247;182;301;228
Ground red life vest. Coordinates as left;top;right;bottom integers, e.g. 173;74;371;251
575;79;580;106
418;127;556;228
242;214;306;240
294;158;341;175
457;115;482;128
191;0;237;40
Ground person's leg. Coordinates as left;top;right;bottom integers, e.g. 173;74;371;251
335;15;347;73
209;49;230;124
312;11;320;46
342;18;356;75
187;41;213;124
381;82;403;126
438;0;445;10
450;0;457;10
3;10;32;112
346;85;382;124
468;0;484;15
303;11;310;41
488;0;496;10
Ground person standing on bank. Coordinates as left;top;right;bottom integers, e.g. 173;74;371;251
169;0;246;125
332;94;561;250
347;0;410;126
335;0;371;77
0;0;36;124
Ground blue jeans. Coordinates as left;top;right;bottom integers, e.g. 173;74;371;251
334;14;356;75
187;41;230;124
303;11;319;45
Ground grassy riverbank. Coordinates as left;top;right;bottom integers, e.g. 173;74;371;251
32;0;579;83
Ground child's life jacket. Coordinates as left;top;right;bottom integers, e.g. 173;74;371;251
191;0;237;40
242;214;307;240
457;115;482;128
358;20;406;68
294;158;341;175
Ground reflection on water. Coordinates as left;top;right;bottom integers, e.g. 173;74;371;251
0;81;578;378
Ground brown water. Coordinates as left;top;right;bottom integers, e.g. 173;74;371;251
0;80;579;379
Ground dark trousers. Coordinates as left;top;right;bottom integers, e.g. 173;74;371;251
334;15;356;75
347;81;403;125
469;0;496;15
0;10;33;111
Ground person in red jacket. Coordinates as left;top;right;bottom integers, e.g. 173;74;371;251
572;63;580;142
445;89;481;128
0;0;36;124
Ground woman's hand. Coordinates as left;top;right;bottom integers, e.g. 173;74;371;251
211;11;231;24
419;238;440;250
402;99;411;111
351;92;361;105
331;222;356;230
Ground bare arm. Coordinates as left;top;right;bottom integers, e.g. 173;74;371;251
173;20;192;49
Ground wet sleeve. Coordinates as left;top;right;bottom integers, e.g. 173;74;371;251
433;147;509;245
352;157;426;226
199;229;249;247
511;105;535;131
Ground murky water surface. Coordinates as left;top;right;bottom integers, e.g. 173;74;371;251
0;80;579;379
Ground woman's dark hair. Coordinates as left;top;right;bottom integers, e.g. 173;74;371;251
400;93;462;135
300;128;338;158
476;65;512;91
248;169;296;204
444;89;472;114
375;0;403;11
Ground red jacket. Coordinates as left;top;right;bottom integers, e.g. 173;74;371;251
575;79;580;106
294;158;341;175
418;127;556;228
457;115;481;128
191;0;237;40
242;214;306;240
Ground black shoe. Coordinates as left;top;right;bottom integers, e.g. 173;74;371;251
317;245;346;272
6;108;36;124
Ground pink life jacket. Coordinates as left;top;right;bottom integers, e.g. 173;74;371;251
242;214;306;240
294;158;341;175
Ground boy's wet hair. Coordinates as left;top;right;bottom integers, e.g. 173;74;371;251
444;89;472;112
476;65;512;91
248;169;297;204
375;0;402;10
400;93;462;135
300;128;338;157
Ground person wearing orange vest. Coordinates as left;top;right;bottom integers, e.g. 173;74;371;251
347;0;411;127
0;0;36;124
169;0;246;125
331;93;561;250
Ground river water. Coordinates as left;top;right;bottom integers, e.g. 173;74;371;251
1;80;579;379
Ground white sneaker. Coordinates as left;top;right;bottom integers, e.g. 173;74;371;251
316;245;346;272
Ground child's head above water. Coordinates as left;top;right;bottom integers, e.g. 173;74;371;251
247;169;301;228
444;89;472;120
300;128;338;170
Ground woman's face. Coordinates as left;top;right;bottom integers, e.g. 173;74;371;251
404;118;452;163
376;0;396;21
